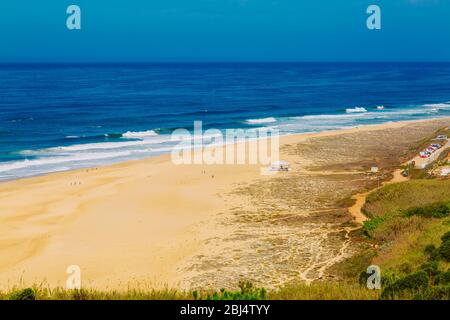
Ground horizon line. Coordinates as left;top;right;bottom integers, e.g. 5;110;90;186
1;61;450;64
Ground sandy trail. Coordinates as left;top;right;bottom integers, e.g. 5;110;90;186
347;137;450;228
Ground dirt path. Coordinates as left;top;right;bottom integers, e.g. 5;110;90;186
347;138;450;227
311;164;412;283
348;169;408;227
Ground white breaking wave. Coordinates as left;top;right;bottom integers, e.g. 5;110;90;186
36;136;172;153
0;151;135;173
3;100;449;181
288;108;442;124
246;117;277;124
31;140;155;153
423;103;450;109
122;130;158;138
294;113;371;121
346;107;367;113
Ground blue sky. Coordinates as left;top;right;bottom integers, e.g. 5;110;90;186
0;0;449;62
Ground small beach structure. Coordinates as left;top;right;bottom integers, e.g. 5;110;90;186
271;160;291;172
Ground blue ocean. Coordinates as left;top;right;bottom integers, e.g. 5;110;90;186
1;62;450;180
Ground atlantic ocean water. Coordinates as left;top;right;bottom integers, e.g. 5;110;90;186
0;62;449;180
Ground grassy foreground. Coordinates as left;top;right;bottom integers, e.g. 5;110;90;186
1;281;379;300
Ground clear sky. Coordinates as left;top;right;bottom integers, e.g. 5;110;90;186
1;0;449;62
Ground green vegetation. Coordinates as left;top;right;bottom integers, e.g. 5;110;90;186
380;231;450;299
353;176;450;299
1;282;378;301
269;282;379;300
404;202;450;218
8;288;36;301
2;286;191;300
201;281;267;300
363;180;450;219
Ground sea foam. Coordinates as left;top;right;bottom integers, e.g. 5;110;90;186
0;151;134;173
246;117;277;124
122;130;159;138
423;103;450;109
346;107;367;113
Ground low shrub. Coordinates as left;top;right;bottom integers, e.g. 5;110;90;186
436;271;450;285
437;239;450;262
404;202;450;218
8;288;36;301
424;244;436;256
381;271;429;299
369;215;425;242
441;231;450;244
204;281;267;300
415;285;450;300
363;216;386;237
419;261;441;278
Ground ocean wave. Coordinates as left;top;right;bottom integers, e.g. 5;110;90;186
104;133;123;138
39;141;150;153
65;131;159;141
0;151;134;173
289;108;443;123
122;130;159;139
4;100;449;180
346;107;367;113
291;112;371;121
245;117;277;124
423;103;450;109
23;137;172;155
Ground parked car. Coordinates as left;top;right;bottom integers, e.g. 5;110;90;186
431;144;441;149
420;151;431;158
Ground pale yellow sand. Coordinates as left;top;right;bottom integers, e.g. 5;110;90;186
0;118;448;290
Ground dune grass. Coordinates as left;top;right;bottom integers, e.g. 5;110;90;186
268;282;379;300
346;176;450;299
1;282;381;301
363;180;450;219
0;286;192;300
362;178;450;267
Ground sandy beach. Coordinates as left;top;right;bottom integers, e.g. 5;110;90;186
1;118;449;291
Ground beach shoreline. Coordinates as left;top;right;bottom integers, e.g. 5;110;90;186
1;116;448;186
0;117;449;291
